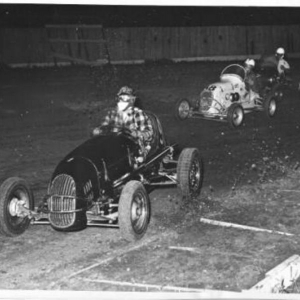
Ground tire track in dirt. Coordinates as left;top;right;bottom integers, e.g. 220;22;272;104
0;223;179;290
47;229;179;290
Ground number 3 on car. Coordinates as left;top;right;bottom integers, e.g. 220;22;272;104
175;63;282;129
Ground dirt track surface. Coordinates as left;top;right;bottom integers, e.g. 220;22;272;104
1;61;300;292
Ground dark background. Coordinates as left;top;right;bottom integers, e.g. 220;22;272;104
0;4;300;28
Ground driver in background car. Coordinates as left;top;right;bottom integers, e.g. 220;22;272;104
259;47;290;80
244;58;261;103
93;86;154;164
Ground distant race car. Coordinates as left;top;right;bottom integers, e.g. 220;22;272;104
175;64;285;128
0;112;203;241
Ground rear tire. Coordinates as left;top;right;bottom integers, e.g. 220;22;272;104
175;98;191;121
118;180;150;241
0;177;34;237
177;148;203;201
227;103;244;128
264;96;277;118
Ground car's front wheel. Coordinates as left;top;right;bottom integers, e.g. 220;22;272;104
175;98;191;120
118;180;150;241
0;177;34;237
177;148;203;201
227;103;244;128
264;96;277;118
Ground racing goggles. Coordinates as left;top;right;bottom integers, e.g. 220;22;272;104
118;94;133;102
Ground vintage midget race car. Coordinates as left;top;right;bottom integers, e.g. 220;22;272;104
0;112;203;241
175;64;285;128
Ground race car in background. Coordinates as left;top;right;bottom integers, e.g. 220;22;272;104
175;64;285;129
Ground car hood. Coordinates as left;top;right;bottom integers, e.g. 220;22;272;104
52;134;137;182
66;134;135;163
208;81;235;92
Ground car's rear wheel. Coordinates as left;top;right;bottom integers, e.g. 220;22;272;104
264;96;277;118
177;148;203;201
175;98;191;120
0;177;34;237
227;103;244;128
118;180;150;241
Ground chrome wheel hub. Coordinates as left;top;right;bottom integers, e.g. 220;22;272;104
9;198;27;217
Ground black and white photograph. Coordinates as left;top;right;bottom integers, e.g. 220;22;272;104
1;1;300;298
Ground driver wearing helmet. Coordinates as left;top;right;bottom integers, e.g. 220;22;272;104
275;47;290;78
93;86;153;163
244;58;261;103
259;47;290;79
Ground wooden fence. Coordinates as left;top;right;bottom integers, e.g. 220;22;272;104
0;25;300;66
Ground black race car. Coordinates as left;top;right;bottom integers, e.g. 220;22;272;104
0;112;203;241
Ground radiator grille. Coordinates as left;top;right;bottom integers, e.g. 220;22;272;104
200;90;214;112
48;174;76;228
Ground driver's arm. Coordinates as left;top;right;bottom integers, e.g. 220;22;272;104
246;72;256;88
134;110;153;142
92;109;114;136
101;110;114;127
279;59;290;74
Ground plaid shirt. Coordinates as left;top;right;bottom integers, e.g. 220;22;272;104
101;106;153;142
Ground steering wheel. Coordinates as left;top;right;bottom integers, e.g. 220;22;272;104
98;124;139;143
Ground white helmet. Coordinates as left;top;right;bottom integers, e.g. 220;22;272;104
276;47;285;56
244;58;255;68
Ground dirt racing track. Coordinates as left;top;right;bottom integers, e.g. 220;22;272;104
1;61;300;294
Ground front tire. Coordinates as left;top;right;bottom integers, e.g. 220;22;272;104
177;148;203;201
0;177;34;237
175;98;191;121
264;96;277;118
227;103;244;128
118;180;150;241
